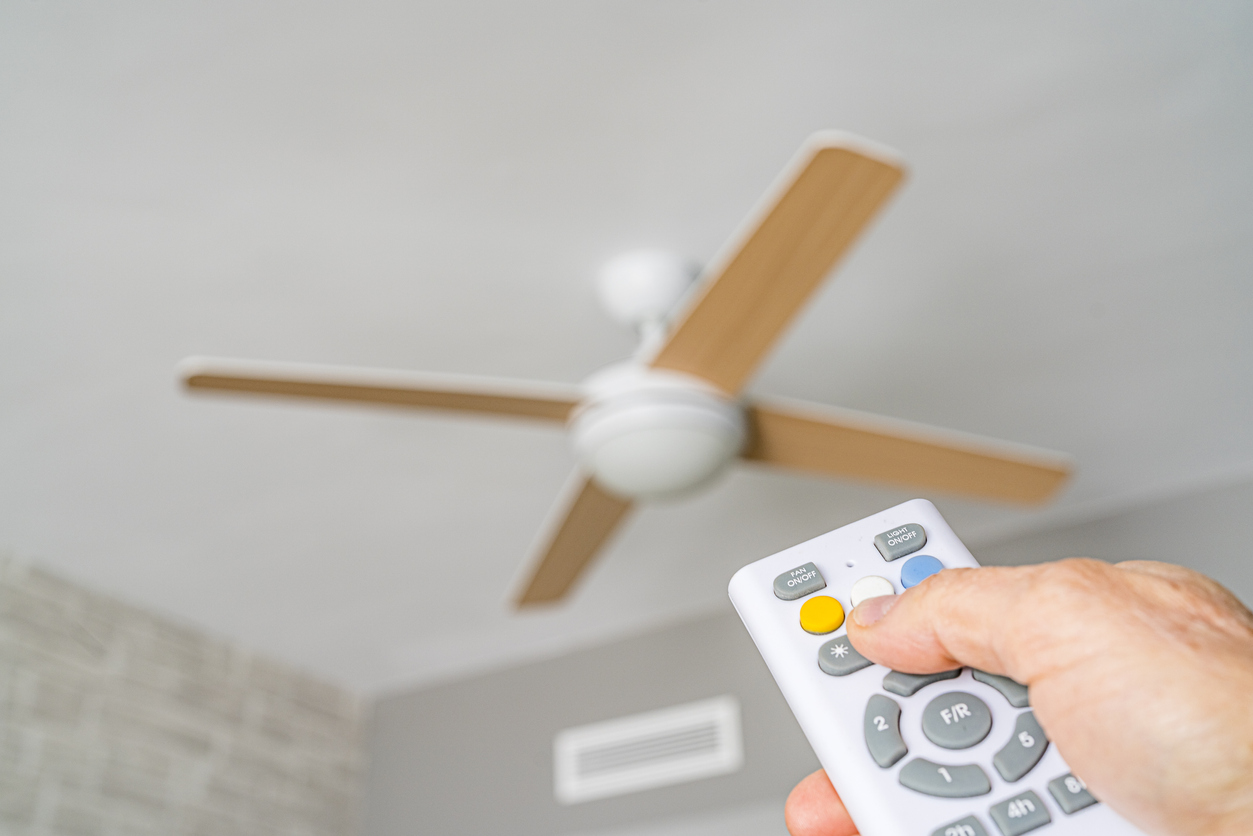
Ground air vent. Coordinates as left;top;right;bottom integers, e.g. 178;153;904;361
553;695;743;804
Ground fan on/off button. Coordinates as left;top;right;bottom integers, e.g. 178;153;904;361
773;562;826;600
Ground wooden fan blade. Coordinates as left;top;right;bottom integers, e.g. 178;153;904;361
650;133;905;394
179;357;581;422
742;399;1072;504
514;474;633;607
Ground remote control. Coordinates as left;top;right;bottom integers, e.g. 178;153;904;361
728;499;1147;836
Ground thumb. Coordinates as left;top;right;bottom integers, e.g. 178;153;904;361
845;560;1111;685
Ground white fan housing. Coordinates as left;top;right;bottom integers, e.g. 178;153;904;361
569;364;745;499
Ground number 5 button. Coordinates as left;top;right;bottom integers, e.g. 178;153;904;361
993;712;1049;782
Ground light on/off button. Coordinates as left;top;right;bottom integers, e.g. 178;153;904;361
874;523;926;561
800;596;845;634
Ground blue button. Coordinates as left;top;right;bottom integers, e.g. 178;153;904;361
901;555;944;589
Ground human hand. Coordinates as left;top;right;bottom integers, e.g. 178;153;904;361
783;559;1253;836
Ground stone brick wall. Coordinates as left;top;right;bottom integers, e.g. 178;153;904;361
0;557;367;836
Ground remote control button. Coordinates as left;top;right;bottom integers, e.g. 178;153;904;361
973;670;1030;708
818;635;873;676
901;554;944;589
773;562;826;600
931;816;990;836
863;694;908;768
883;668;961;696
922;692;992;749
993;711;1049;782
1047;773;1098;814
850;575;895;607
989;790;1051;835
874;523;926;561
799;596;845;634
899;758;991;798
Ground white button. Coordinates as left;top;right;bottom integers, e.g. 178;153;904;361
850;575;896;608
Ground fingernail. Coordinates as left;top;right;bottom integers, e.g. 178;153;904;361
854;594;897;627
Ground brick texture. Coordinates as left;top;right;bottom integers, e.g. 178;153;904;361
0;557;366;836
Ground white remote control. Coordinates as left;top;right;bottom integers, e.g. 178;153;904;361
728;499;1147;836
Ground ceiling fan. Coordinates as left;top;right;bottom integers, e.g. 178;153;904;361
179;132;1071;608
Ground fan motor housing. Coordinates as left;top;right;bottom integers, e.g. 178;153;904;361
570;364;745;500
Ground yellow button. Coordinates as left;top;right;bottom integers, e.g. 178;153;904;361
799;595;845;634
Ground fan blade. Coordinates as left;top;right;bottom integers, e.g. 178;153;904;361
179;356;581;422
649;132;905;394
514;474;633;607
742;399;1072;504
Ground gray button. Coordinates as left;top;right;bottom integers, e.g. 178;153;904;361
773;562;826;600
989;790;1051;835
993;712;1048;782
898;758;991;798
1047;773;1098;814
818;635;873;676
973;670;1030;708
931;816;990;836
922;692;992;749
863;694;907;768
883;668;961;696
874;523;926;561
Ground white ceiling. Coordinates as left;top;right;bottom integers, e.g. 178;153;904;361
3;1;1251;693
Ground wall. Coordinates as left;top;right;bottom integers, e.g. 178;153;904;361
0;557;366;836
362;610;817;836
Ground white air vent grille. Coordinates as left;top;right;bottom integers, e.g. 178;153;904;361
553;696;743;804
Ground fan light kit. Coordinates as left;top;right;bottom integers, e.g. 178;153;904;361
570;363;745;499
179;132;1073;608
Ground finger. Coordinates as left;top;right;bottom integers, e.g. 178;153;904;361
845;559;1117;684
785;770;858;836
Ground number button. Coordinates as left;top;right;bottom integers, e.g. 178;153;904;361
930;816;989;836
862;694;907;768
1047;772;1098;814
989;790;1051;835
993;711;1049;782
899;758;991;798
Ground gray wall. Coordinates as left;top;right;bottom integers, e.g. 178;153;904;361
362;474;1253;836
362;611;817;836
0;557;366;836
